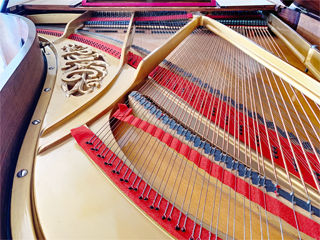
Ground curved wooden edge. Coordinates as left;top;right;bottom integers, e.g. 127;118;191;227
0;13;45;239
10;40;58;240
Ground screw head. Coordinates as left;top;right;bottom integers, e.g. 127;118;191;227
44;88;51;92
17;169;28;178
32;120;41;125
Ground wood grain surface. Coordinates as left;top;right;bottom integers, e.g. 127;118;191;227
0;13;44;239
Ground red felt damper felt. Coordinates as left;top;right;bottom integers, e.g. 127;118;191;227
71;125;220;240
88;13;193;22
149;66;319;189
40;28;319;238
38;28;319;189
109;104;320;238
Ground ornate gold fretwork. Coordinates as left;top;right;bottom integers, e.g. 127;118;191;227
60;43;109;97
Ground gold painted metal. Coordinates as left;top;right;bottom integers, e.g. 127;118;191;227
201;16;320;105
268;14;320;81
55;11;92;44
132;16;200;85
40;13;135;137
33;116;171;239
11;39;57;240
11;13;320;239
27;13;82;24
60;43;110;97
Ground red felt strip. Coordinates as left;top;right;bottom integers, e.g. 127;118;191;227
223;171;235;189
171;138;182;151
190;150;200;166
36;29;63;37
139;120;150;131
110;107;320;238
237;178;250;199
179;144;190;158
154;128;165;140
68;33;123;59
124;115;135;124
71;125;219;240
206;14;263;20
113;104;133;118
131;117;141;127
38;28;319;215
146;124;157;135
163;132;173;145
200;156;211;173
150;66;319;189
88;14;192;22
88;17;131;22
211;164;223;181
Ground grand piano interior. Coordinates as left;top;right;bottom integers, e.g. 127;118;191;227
0;0;319;239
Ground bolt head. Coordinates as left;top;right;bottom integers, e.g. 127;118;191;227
32;120;41;125
17;169;28;178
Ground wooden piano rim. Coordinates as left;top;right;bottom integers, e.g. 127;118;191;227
9;37;58;239
0;13;45;239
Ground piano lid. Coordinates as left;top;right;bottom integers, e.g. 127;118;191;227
81;0;216;7
7;0;277;12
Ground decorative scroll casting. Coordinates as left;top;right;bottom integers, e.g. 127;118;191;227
60;43;109;97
